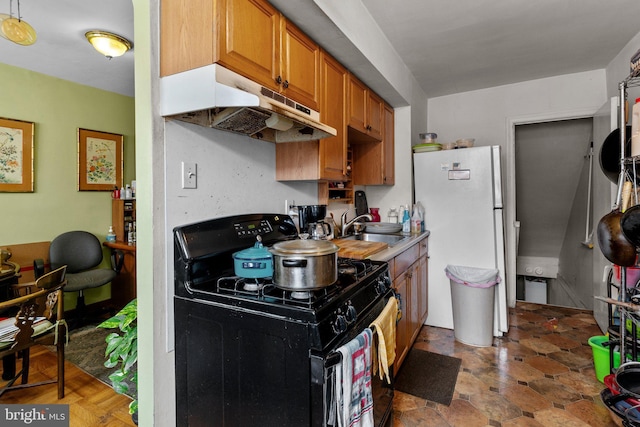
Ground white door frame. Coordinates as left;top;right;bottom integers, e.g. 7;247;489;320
505;107;601;308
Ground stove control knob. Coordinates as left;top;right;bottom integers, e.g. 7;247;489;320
345;304;357;324
332;314;347;334
375;275;391;295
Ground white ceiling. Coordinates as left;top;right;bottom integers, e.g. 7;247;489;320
0;0;134;97
1;0;640;99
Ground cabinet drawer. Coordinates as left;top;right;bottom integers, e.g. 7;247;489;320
418;238;428;258
392;243;419;279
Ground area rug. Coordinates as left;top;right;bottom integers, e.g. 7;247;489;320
47;323;137;399
393;349;461;406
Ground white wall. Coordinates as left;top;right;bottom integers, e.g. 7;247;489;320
427;70;607;309
606;31;640;100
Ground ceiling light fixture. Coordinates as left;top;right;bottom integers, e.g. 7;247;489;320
0;0;36;46
85;30;132;59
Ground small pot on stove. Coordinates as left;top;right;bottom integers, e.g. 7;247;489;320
232;236;273;279
269;239;338;290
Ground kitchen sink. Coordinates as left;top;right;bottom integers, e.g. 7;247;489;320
341;233;410;247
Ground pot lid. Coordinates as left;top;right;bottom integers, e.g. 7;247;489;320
270;239;338;256
232;236;272;259
233;245;272;260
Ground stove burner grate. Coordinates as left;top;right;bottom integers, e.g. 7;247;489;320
216;276;342;309
337;258;374;279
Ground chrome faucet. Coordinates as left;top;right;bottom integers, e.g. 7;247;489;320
341;209;373;236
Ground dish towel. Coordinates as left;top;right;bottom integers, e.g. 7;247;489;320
335;328;374;427
369;296;398;384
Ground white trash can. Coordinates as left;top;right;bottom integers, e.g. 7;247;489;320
445;265;501;347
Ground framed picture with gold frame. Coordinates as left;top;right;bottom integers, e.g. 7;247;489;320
0;117;34;193
77;128;123;191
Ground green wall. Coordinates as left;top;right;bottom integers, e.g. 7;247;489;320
0;62;135;307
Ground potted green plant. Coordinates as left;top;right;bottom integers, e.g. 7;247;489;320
97;299;138;419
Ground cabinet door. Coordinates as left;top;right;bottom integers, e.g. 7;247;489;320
218;0;280;92
160;0;215;76
394;273;411;368
348;75;368;134
418;254;428;324
282;19;320;111
409;263;421;344
382;103;395;185
319;51;347;181
366;91;383;141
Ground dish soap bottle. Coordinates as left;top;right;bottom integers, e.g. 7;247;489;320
106;226;116;242
411;205;421;234
402;206;411;234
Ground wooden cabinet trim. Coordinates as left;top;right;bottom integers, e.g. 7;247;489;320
393;238;429;369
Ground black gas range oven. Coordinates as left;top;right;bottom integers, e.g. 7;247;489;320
173;213;394;427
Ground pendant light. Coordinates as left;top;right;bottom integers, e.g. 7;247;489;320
0;0;36;46
85;30;132;59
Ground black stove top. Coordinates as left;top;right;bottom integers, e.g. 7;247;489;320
174;214;393;349
207;258;377;307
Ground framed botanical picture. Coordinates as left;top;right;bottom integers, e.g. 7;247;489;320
78;128;123;191
0;117;34;192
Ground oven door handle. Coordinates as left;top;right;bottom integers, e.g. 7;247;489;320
325;351;342;368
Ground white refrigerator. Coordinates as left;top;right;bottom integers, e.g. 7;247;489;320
413;145;508;336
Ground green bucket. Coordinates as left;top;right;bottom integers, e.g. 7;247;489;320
588;335;621;383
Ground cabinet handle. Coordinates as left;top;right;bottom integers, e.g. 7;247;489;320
276;75;282;85
283;80;289;89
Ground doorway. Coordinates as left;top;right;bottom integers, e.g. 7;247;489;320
514;118;594;308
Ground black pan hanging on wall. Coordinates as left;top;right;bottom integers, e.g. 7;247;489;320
597;125;638;266
597;208;637;266
622;204;640;247
599;126;633;183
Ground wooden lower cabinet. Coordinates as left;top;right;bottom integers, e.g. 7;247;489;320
391;239;429;368
394;272;410;366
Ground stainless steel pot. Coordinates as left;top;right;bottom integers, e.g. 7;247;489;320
269;240;338;290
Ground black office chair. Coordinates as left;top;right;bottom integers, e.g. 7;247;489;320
36;231;121;326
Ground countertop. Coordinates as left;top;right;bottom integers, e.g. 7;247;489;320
357;230;430;262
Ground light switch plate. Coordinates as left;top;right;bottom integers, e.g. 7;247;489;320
182;162;197;189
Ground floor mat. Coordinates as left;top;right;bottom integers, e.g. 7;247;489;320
393;349;461;406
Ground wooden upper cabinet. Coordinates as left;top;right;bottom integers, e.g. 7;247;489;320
218;0;280;92
160;0;319;110
281;20;320;111
352;102;394;186
382;103;395;185
160;0;216;76
319;51;347;181
275;50;345;182
348;76;367;133
347;74;383;142
367;91;383;140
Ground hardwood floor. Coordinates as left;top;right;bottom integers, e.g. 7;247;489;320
0;345;136;427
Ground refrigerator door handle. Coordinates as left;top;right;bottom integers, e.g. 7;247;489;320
492;146;504;208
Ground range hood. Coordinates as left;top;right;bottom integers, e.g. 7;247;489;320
160;64;336;143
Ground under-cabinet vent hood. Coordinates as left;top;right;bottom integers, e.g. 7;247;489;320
160;64;336;143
